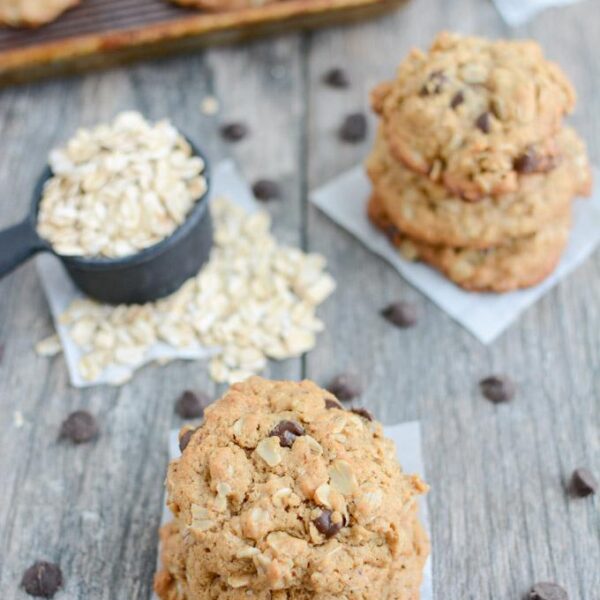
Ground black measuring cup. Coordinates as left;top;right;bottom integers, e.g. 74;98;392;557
0;142;213;305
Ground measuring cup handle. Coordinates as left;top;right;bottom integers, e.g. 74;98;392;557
0;218;46;279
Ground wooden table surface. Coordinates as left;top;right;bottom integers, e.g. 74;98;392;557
0;0;598;598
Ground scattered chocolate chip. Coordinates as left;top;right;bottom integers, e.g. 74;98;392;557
314;509;344;538
179;428;195;453
175;390;207;419
569;468;597;497
220;122;248;142
21;561;63;598
529;582;568;600
252;179;281;202
383;224;400;243
59;411;98;444
475;112;491;133
381;301;418;328
514;149;540;174
327;373;362;402
339;113;367;143
420;70;447;96
450;91;465;109
350;407;373;421
323;67;350;88
270;420;305;448
325;398;342;410
479;375;516;403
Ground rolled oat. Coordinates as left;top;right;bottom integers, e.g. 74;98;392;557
39;196;335;385
37;111;207;259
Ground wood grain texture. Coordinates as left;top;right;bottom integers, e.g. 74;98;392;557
0;0;599;598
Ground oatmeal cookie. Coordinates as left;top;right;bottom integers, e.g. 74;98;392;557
155;516;429;600
0;0;79;27
368;193;571;292
155;377;429;600
154;522;188;600
375;32;576;201
367;126;591;249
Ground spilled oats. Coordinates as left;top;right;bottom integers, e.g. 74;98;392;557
37;197;335;384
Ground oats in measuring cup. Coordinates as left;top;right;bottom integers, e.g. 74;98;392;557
36;111;207;259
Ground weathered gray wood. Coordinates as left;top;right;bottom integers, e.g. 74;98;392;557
0;1;599;599
305;1;600;599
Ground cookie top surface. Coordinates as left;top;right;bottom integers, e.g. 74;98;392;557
375;32;576;200
367;126;591;248
165;377;428;597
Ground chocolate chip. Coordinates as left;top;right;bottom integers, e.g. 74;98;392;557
350;407;373;421
420;70;447;96
175;390;207;419
314;509;344;538
252;179;281;202
479;375;515;403
514;149;540;174
381;301;418;328
325;398;342;410
179;428;195;453
383;224;399;243
220;122;248;142
450;91;465;108
323;67;350;88
339;113;367;143
59;411;98;444
475;112;491;133
529;582;568;600
327;373;362;402
21;561;63;598
270;420;305;448
569;468;597;497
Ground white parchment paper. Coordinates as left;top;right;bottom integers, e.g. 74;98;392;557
493;0;585;26
153;420;433;600
36;160;258;387
310;166;600;344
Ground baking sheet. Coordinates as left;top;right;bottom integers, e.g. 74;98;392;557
0;0;403;84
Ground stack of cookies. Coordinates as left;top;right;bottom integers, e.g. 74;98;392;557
155;377;429;600
367;32;592;292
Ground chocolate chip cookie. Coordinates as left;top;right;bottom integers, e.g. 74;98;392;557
0;0;79;27
367;126;591;249
368;193;571;292
375;32;576;201
155;377;429;599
